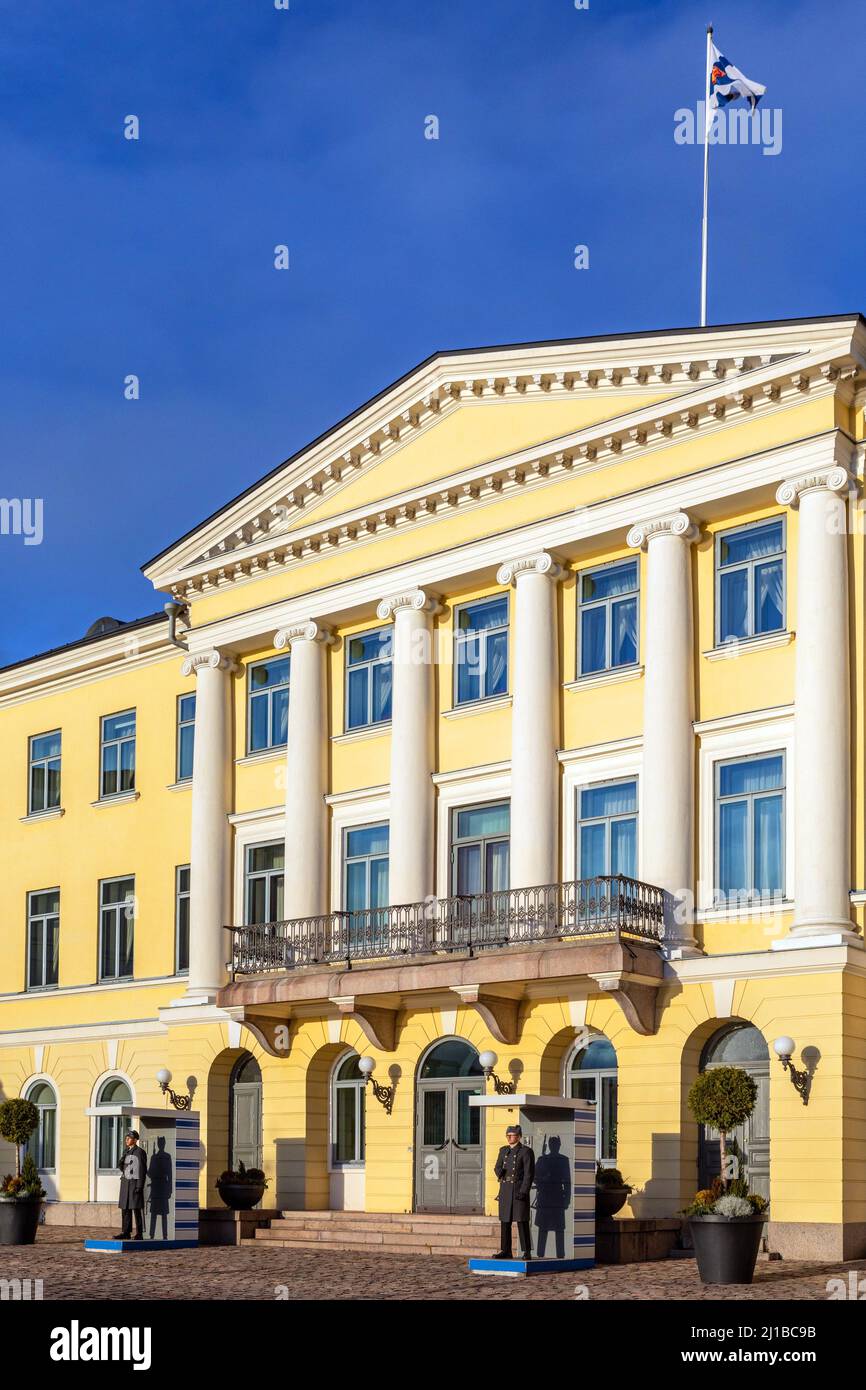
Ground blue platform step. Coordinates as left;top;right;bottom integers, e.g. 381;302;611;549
84;1238;198;1253
468;1256;594;1277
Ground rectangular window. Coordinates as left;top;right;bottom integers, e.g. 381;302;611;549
175;865;190;973
577;560;639;676
715;752;785;902
344;824;390;914
28;731;62;814
27;889;60;990
100;710;136;798
454;595;509;705
99;876;135;980
245;843;285;924
247;657;290;753
578;780;638;880
346;627;393;731
451;802;510;895
176;694;196;782
716;517;785;645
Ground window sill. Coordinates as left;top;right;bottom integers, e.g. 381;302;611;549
235;748;286;767
442;695;512;720
91;791;140;808
703;631;794;662
332;724;391;745
697;899;794;923
165;780;192;792
20;807;65;823
565;665;643;693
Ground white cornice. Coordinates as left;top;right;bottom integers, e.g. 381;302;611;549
0;621;175;708
148;331;864;598
185;428;858;657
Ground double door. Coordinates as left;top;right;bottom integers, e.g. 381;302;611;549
415;1079;484;1212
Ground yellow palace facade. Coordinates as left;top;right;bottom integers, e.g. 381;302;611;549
2;314;866;1260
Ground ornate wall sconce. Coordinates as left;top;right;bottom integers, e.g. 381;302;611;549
358;1056;395;1114
772;1037;811;1105
479;1050;517;1095
156;1067;193;1111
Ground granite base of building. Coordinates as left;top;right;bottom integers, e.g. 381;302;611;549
596;1217;682;1264
767;1221;866;1262
198;1208;280;1246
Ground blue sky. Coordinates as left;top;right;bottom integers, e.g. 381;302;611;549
1;0;863;664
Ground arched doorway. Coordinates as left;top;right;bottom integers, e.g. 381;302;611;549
415;1039;484;1214
229;1053;262;1173
564;1035;618;1168
698;1023;770;1199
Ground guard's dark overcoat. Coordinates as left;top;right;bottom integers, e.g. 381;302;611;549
494;1143;535;1222
117;1144;148;1211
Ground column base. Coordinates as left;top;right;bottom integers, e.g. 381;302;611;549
771;924;863;951
663;939;704;961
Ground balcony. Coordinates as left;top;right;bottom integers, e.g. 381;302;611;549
226;874;665;978
218;876;666;1047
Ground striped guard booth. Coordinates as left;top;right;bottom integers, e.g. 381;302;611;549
573;1104;596;1266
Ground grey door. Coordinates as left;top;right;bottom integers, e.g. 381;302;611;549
698;1060;770;1200
415;1079;484;1213
230;1054;263;1173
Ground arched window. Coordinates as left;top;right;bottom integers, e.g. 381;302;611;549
96;1077;132;1173
25;1081;57;1172
331;1053;365;1166
702;1023;769;1068
565;1036;618;1165
419;1039;483;1079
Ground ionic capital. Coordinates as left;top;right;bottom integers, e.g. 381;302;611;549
496;551;564;586
775;467;852;508
376;589;442;622
181;648;239;677
273;620;334;650
626;511;700;550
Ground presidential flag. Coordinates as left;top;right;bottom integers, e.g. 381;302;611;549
709;42;766;111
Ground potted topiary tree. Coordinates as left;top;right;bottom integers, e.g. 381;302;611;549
216;1160;268;1211
686;1066;766;1284
0;1099;46;1245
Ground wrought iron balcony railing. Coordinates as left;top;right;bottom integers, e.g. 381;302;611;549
225;874;665;978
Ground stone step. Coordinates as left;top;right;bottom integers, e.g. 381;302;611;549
242;1235;480;1257
262;1216;498;1238
275;1209;496;1226
254;1224;491;1250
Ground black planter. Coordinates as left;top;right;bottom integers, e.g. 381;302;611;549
596;1186;631;1220
689;1214;766;1285
216;1180;266;1212
0;1197;42;1246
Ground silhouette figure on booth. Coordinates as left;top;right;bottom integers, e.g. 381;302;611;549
147;1136;173;1241
533;1135;571;1258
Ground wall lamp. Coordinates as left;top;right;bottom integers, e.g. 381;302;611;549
479;1050;517;1095
358;1057;394;1114
156;1067;193;1111
772;1037;811;1105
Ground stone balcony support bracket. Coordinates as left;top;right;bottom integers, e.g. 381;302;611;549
450;986;520;1045
329;995;400;1052
587;972;659;1036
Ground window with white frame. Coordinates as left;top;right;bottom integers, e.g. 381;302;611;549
565;1037;618;1165
99;876;135;981
577;560;639;676
450;802;510;895
344;825;389;915
716;517;785;645
25;1080;57;1171
454;595;508;705
27;888;59;990
100;711;136;798
175;864;190;972
346;627;392;731
176;693;196;781
245;843;284;923
96;1077;131;1171
577;780;638;880
715;752;785;904
247;657;290;753
331;1052;365;1165
28;730;61;813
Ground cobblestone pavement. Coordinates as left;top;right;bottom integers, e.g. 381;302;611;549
0;1227;859;1301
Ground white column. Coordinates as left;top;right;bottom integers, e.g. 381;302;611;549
775;467;858;944
376;589;441;905
627;512;699;954
181;649;237;1001
274;621;334;920
496;552;563;889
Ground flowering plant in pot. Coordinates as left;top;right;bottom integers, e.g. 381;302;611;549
0;1100;45;1245
686;1067;766;1285
595;1163;633;1220
216;1161;268;1211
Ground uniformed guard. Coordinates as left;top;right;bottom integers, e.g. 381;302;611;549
115;1129;148;1241
492;1123;535;1260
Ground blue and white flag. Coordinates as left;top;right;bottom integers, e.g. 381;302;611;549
709;41;766;111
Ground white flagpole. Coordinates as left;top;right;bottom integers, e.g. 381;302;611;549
700;23;713;327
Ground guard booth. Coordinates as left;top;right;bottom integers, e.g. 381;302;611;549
83;1106;200;1253
467;1094;595;1276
